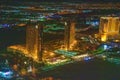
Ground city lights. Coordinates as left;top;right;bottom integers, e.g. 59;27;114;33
0;1;120;80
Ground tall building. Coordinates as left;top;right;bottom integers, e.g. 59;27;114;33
64;20;76;50
99;17;120;42
26;21;43;61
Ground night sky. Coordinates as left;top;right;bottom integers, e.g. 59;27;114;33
0;0;120;3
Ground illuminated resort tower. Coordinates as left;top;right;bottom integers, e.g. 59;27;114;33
26;21;43;61
64;20;76;50
99;17;120;42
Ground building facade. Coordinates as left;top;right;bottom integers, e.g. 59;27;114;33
99;17;120;42
64;20;76;50
26;21;43;61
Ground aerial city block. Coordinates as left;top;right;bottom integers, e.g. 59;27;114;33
0;0;120;80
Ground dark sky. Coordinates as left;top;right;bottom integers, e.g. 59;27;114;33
39;0;120;2
0;0;120;5
0;0;120;3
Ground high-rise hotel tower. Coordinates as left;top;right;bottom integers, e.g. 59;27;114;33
99;17;120;42
26;21;43;61
64;20;76;50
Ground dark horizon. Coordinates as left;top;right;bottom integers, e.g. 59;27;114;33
1;0;120;3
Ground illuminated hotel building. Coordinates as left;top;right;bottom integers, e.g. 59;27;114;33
99;17;120;42
26;21;43;61
64;20;75;50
